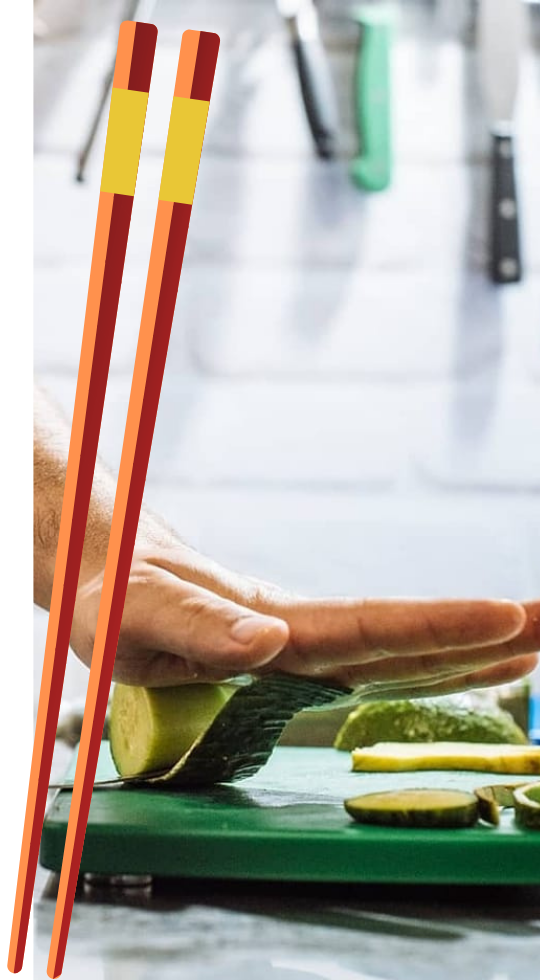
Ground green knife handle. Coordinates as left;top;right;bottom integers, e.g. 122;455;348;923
350;10;392;192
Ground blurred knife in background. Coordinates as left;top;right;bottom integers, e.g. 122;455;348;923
278;0;339;158
477;0;525;283
349;4;393;192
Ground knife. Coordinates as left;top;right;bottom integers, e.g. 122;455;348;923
349;5;393;192
477;0;525;283
278;0;339;159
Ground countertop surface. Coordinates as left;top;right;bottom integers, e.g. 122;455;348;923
35;869;540;980
34;0;540;976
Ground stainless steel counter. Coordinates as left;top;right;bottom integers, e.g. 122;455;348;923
35;866;540;979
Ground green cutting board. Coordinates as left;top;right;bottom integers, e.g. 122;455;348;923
40;745;540;885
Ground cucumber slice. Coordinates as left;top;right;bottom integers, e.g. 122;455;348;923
110;683;236;778
351;742;540;774
513;782;540;830
344;788;479;829
474;783;528;826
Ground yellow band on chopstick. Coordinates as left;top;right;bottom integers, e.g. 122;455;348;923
101;88;149;196
158;97;210;204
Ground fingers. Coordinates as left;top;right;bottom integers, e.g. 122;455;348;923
112;649;249;687
271;598;527;674
343;600;540;692
113;547;537;691
433;600;540;661
115;565;289;686
353;653;539;703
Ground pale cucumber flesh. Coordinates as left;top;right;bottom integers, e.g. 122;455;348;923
110;683;236;778
352;742;540;774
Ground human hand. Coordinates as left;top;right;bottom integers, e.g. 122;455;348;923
70;541;539;697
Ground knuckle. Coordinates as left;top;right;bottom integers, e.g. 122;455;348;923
181;595;213;634
420;612;444;651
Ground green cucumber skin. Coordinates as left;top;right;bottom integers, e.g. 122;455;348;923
335;699;528;752
514;804;540;831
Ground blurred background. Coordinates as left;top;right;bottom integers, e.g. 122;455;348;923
33;0;540;725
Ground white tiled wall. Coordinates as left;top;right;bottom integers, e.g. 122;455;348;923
33;0;540;706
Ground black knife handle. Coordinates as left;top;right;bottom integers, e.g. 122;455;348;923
489;131;522;284
291;36;338;159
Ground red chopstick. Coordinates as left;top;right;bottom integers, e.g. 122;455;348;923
46;30;220;978
7;21;157;975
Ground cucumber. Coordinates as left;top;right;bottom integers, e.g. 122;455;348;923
344;788;479;829
109;682;236;778
474;783;528;826
335;698;528;751
513;782;540;830
110;673;349;786
351;742;540;775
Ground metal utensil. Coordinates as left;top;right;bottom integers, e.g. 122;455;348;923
278;0;339;158
477;0;525;283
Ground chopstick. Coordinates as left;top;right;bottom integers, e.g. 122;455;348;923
46;30;220;978
7;21;157;975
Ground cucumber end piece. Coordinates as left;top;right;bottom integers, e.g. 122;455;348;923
513;782;540;830
110;682;236;779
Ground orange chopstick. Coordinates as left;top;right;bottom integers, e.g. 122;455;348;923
46;30;220;978
7;21;157;976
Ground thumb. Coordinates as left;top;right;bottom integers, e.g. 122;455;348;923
117;566;290;686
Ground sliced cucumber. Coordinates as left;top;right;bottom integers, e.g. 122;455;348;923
474;783;528;826
109;682;236;778
513;782;540;830
351;742;540;775
344;788;479;829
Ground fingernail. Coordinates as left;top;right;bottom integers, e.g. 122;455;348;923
230;616;280;645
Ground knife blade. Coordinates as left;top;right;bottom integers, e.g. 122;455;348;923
477;0;525;283
278;0;339;158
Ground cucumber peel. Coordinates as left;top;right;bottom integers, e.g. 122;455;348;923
513;782;540;830
335;698;528;751
351;742;540;774
344;788;479;829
